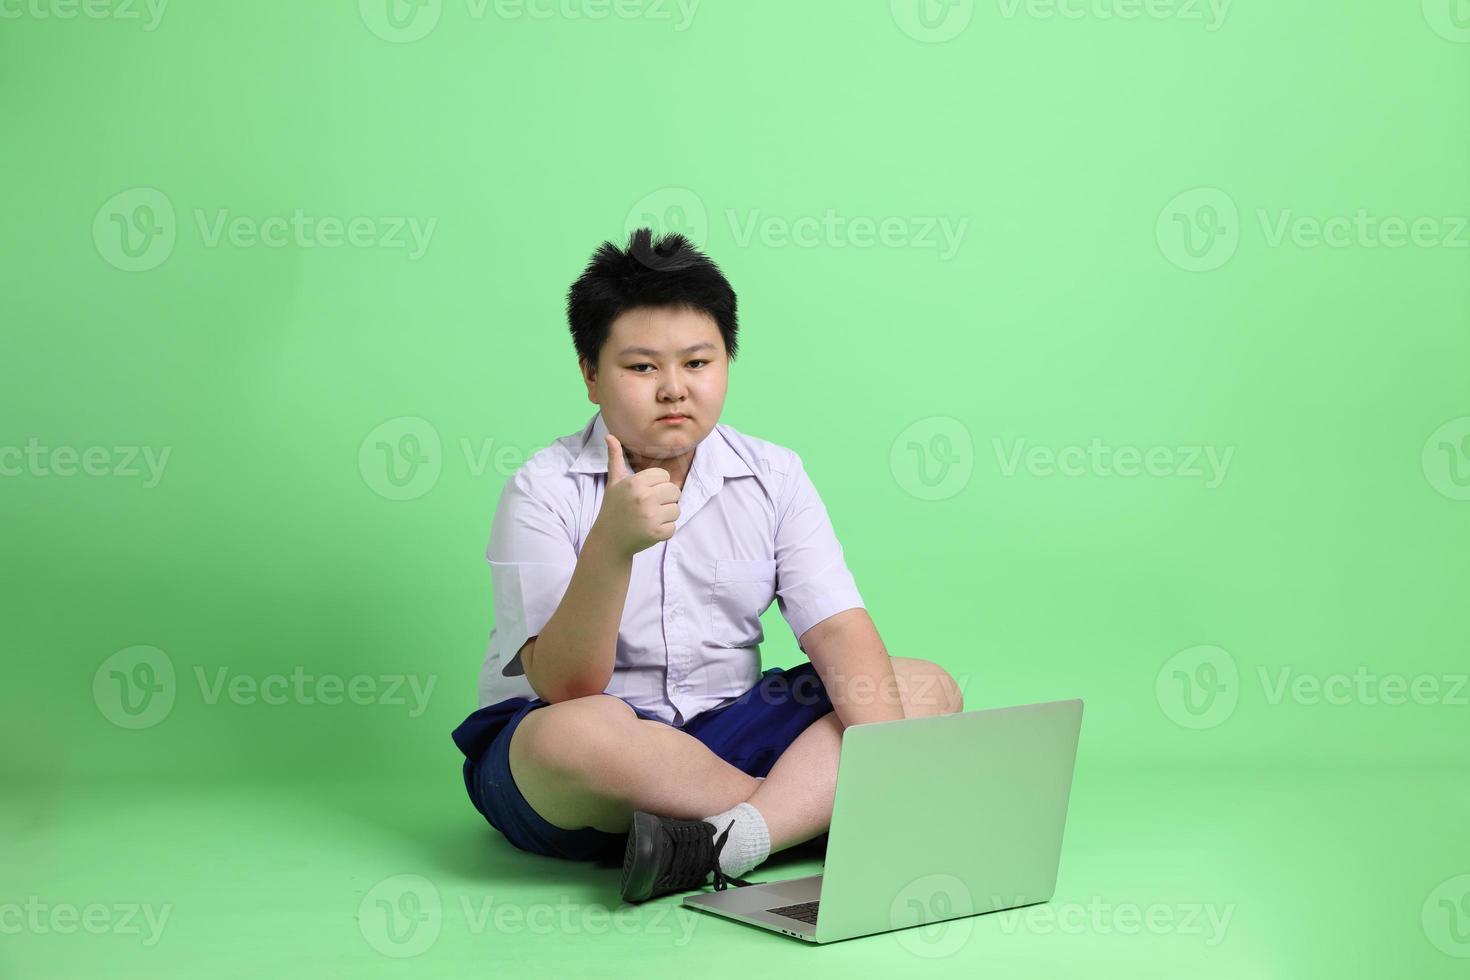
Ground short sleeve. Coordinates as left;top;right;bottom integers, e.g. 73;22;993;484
773;452;866;645
486;470;578;678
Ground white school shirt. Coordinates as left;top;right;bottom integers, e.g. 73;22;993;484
476;410;866;726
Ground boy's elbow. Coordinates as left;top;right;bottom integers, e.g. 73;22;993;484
533;675;609;704
524;655;610;704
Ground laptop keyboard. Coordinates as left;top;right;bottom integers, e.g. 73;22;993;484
767;901;819;925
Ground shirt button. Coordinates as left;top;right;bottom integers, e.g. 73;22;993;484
669;609;679;621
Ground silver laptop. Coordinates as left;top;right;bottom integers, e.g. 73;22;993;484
683;698;1084;944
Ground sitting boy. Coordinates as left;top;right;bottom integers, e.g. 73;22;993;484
450;228;963;904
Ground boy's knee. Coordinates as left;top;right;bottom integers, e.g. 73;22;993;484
513;694;639;782
891;657;964;716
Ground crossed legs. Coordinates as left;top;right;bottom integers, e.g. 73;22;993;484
507;657;964;854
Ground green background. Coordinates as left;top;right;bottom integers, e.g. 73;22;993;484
3;1;1468;975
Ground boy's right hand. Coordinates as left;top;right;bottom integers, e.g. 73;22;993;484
593;433;681;558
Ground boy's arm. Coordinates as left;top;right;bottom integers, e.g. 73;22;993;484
521;523;632;703
801;607;905;727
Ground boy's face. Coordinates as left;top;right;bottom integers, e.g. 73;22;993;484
581;305;729;462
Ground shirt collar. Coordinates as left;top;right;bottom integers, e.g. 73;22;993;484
568;410;754;489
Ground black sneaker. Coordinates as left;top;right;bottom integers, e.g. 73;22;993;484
619;810;755;904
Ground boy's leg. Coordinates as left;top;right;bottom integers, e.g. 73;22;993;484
747;656;964;851
508;656;962;852
508;693;760;834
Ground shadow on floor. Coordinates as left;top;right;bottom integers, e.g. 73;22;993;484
305;773;830;902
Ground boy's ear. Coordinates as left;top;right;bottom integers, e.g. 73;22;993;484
580;357;599;401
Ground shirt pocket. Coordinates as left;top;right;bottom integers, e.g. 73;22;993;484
710;558;779;647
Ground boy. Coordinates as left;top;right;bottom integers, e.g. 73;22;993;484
451;228;963;904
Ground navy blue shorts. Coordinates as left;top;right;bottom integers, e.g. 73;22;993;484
450;662;834;862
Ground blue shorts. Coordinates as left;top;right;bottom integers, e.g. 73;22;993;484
450;662;834;862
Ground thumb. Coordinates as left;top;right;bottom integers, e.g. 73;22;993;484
605;433;630;483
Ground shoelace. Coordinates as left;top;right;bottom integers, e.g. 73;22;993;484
661;819;753;892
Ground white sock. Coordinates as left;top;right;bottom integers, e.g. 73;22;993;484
702;801;770;880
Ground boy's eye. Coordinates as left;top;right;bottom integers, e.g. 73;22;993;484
630;360;709;373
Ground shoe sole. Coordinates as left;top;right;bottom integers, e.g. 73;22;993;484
620;810;661;904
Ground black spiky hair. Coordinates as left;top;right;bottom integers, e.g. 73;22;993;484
566;227;739;372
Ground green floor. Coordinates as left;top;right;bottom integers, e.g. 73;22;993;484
7;763;1466;977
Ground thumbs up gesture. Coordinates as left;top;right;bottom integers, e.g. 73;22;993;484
594;433;682;558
